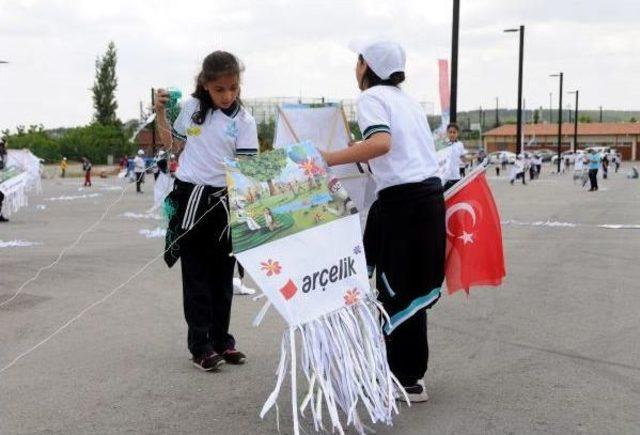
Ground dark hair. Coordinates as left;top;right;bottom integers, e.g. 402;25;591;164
358;55;405;89
446;123;459;132
191;51;244;125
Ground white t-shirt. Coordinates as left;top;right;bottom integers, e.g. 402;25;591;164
356;85;439;193
514;159;524;173
446;141;465;181
134;156;145;172
173;98;259;186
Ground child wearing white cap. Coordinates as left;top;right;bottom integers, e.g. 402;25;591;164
322;40;444;403
133;149;146;193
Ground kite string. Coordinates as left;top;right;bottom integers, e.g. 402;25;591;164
0;176;134;308
0;190;226;375
0;136;183;308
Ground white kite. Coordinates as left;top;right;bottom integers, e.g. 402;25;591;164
0;149;43;216
225;141;406;435
273;103;376;221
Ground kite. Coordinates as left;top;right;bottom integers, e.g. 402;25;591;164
0;149;43;216
225;141;406;435
273;103;377;226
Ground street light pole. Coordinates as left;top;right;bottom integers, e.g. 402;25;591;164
569;90;579;152
550;73;564;173
450;0;460;123
504;25;525;155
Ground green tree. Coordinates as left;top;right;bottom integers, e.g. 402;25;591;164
630;117;637;123
579;114;592;123
348;121;362;140
237;148;288;196
257;119;275;152
6;131;60;162
92;41;120;126
59;124;133;164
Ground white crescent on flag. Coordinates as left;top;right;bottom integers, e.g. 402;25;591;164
445;202;477;237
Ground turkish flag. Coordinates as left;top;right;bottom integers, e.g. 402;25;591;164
444;168;506;295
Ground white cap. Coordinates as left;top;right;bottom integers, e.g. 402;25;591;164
349;39;406;80
137;149;144;156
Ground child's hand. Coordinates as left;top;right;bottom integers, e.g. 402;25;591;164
155;89;169;112
318;149;330;165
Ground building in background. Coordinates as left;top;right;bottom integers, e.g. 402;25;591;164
483;123;640;160
135;128;155;156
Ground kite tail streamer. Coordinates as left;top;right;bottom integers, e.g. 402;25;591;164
2;181;28;216
260;297;405;435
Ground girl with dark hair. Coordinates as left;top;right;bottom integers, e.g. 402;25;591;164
321;40;445;403
155;50;259;371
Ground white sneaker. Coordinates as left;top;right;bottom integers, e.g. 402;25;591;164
233;278;256;295
399;379;429;403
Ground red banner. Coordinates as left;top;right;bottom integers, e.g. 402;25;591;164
438;59;450;115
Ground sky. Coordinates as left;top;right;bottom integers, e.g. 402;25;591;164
1;0;639;130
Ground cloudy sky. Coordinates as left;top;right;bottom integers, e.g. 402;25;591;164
1;0;638;130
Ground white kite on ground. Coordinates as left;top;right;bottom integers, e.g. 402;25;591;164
225;141;405;435
0;149;43;216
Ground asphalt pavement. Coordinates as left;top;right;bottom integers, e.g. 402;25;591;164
1;165;639;434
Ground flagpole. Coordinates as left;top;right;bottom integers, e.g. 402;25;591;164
444;161;488;200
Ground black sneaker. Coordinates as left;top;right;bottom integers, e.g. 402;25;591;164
192;351;225;372
221;348;246;365
0;215;8;222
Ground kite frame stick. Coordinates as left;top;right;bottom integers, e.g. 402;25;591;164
339;105;366;174
443;163;487;201
277;105;300;143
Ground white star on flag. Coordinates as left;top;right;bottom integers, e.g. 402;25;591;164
458;231;474;245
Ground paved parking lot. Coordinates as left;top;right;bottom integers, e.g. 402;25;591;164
1;165;639;434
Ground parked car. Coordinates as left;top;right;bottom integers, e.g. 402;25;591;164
534;149;555;162
552;151;577;165
586;146;616;156
488;151;516;165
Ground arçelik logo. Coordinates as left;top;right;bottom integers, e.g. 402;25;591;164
279;279;298;301
279;256;357;302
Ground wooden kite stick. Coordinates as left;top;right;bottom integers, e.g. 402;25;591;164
340;105;366;174
277;105;300;143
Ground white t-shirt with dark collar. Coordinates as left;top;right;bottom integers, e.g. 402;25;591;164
173;98;259;186
356;85;439;193
446;140;466;181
